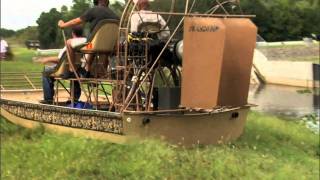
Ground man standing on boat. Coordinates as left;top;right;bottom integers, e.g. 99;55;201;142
57;0;119;78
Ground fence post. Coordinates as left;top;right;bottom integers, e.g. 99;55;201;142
24;74;37;89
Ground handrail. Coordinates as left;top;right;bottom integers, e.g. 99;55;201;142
0;72;41;74
0;72;42;90
24;75;37;89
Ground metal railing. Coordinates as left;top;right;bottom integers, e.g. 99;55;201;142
0;72;42;90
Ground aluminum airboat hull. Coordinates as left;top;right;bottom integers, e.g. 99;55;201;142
1;98;249;146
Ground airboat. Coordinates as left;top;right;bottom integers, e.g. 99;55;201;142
1;0;257;146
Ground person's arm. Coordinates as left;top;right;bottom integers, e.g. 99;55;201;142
58;18;83;29
130;13;139;32
158;15;170;39
159;15;169;31
34;56;59;64
58;8;92;29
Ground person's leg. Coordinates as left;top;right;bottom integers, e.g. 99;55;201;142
152;87;159;111
34;56;59;64
78;54;94;78
42;75;55;102
60;39;78;79
66;39;76;72
0;52;6;59
85;54;109;78
72;80;81;101
85;54;94;71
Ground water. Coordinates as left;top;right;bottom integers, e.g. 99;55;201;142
248;84;319;118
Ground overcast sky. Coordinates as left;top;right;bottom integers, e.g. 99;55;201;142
1;0;124;30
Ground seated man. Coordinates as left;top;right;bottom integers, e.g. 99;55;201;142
58;0;119;78
130;0;170;40
35;26;86;104
130;0;173;67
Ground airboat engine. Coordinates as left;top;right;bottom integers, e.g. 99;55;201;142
180;17;257;109
175;40;183;61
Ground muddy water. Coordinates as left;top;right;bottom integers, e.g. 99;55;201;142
248;84;319;118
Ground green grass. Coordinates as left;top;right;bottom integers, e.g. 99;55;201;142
1;111;319;179
0;45;43;89
1;46;42;73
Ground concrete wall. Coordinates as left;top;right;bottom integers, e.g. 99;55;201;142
257;40;319;47
253;49;316;87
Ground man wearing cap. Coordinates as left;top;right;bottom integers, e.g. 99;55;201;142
130;0;170;40
130;0;172;110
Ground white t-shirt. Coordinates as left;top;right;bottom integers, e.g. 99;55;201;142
0;40;9;53
130;10;170;40
58;37;87;59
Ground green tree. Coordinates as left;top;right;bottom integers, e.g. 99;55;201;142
241;0;320;41
70;0;91;18
37;8;63;49
16;26;39;42
110;1;125;16
0;28;16;38
60;5;71;20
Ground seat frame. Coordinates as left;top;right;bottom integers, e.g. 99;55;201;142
52;19;120;108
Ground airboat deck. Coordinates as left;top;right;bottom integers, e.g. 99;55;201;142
1;90;249;146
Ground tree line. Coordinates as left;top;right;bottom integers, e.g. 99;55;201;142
1;0;319;48
240;0;319;41
150;0;319;41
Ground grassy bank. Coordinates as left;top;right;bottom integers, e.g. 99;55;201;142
0;45;43;89
1;46;42;73
1;111;319;179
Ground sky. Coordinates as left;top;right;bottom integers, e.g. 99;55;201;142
1;0;124;31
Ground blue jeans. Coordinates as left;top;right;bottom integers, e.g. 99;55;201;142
42;76;81;101
42;76;55;101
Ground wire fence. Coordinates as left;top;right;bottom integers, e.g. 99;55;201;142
0;72;42;90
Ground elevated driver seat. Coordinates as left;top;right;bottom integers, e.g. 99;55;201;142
137;22;161;37
80;19;119;78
